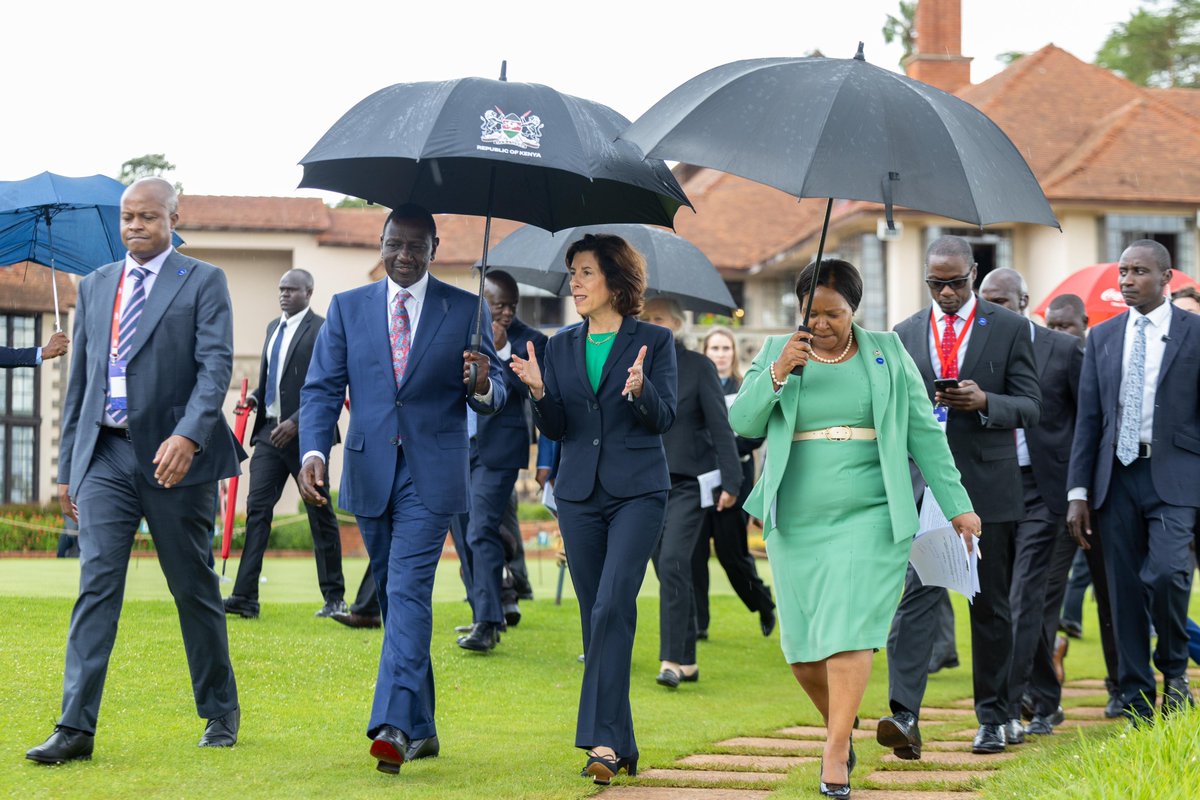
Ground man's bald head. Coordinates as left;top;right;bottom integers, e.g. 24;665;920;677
979;268;1029;315
122;177;178;214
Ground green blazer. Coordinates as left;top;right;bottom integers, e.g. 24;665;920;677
730;325;972;544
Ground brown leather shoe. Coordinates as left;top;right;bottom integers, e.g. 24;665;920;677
331;611;381;629
1052;634;1069;684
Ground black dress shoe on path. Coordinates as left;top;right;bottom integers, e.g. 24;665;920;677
972;723;1006;754
1024;715;1055;736
457;621;500;652
331;611;381;629
405;734;439;761
1162;675;1195;715
26;727;94;764
656;668;680;688
371;725;409;774
760;606;776;637
315;599;349;618
1003;718;1025;745
199;707;239;747
222;596;259;619
503;603;522;627
876;710;921;760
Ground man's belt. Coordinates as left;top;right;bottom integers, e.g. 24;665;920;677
100;426;133;441
793;426;877;442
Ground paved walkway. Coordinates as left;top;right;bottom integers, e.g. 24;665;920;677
596;668;1200;800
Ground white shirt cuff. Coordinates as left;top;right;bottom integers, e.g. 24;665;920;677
1067;487;1088;502
302;450;326;465
473;379;494;404
35;347;43;365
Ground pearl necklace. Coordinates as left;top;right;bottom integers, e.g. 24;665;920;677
810;330;855;364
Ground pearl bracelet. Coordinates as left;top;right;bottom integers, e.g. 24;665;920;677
769;361;783;392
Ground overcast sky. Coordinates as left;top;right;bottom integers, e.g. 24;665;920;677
3;0;1143;199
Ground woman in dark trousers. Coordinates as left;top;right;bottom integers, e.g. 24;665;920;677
691;326;776;639
510;234;677;785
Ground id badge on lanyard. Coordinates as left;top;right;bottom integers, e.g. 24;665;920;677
930;306;976;424
108;272;130;410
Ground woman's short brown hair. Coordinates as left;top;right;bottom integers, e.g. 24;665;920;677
565;233;647;317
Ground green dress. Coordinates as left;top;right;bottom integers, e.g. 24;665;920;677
764;350;909;663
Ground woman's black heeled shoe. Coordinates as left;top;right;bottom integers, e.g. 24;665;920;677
848;741;856;774
819;756;852;798
582;751;637;785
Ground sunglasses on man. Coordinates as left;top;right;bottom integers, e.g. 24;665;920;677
925;273;973;291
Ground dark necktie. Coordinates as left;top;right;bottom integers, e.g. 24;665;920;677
265;318;287;410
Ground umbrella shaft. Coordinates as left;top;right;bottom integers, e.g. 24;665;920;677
793;199;834;377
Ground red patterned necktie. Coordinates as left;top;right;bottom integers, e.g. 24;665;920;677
940;314;959;380
390;289;411;387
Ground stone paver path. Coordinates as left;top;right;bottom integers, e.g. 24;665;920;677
598;687;1117;799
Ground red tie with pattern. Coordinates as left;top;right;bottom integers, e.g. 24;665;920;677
940;314;959;380
390;289;411;387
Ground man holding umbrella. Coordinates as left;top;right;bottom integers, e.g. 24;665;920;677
1;330;68;368
298;204;505;774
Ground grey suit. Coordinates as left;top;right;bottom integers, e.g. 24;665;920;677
56;250;242;733
887;297;1041;726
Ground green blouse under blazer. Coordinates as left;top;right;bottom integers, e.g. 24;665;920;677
730;325;972;544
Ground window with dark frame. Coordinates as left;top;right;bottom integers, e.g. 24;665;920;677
0;313;41;504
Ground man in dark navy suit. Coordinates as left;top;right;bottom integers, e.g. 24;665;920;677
0;330;68;368
1068;240;1200;723
455;270;547;652
299;204;505;774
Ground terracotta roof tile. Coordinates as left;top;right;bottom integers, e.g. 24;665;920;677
0;261;77;312
1147;87;1200;123
178;195;330;232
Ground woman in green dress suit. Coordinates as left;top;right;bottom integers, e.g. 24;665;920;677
730;260;980;799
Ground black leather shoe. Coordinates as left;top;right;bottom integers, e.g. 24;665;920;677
457;621;499;652
503;603;522;627
370;725;409;774
1105;685;1124;718
876;710;921;760
696;628;708;640
760;606;776;637
331;611;381;629
405;735;439;761
25;726;94;764
1049;705;1065;726
1024;715;1054;736
656;668;680;688
1162;675;1195;714
1003;718;1025;745
819;757;852;798
1020;692;1037;721
315;599;349;618
927;653;960;673
199;707;239;747
222;596;259;619
680;669;699;683
1059;618;1083;639
971;723;1006;754
582;751;637;785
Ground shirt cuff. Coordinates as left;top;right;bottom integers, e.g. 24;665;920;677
35;347;43;365
1067;487;1088;503
302;450;326;465
473;379;494;404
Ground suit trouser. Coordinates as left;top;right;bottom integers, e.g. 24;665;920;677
350;563;380;617
1006;470;1064;717
61;430;238;733
1097;457;1196;718
691;505;773;631
1060;549;1091;628
653;478;705;664
465;442;520;625
231;426;344;605
887;521;1015;725
357;448;449;740
558;484;667;758
930;592;958;667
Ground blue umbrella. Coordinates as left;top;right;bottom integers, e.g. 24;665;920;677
0;171;185;329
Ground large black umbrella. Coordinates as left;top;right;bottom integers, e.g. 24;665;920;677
479;223;736;316
300;63;690;387
620;45;1059;368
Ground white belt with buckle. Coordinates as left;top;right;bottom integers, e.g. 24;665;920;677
793;426;877;442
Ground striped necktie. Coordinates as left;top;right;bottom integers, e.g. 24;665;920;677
107;267;148;425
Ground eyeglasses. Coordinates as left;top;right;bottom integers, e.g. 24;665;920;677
925;274;972;291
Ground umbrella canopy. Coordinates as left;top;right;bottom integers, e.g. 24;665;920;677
620;47;1058;230
299;74;690;231
1033;262;1200;325
478;224;737;316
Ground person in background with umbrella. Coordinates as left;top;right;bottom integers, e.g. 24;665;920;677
298;204;504;775
692;326;775;642
509;233;676;785
640;298;740;690
1;329;68;368
729;259;978;798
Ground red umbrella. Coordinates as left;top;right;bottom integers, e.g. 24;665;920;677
1033;263;1200;325
221;378;252;573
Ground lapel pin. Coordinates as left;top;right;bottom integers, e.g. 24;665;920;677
876;357;885;364
978;317;988;326
177;268;187;276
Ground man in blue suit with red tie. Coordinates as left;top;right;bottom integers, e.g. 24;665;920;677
298;204;505;774
1068;239;1200;723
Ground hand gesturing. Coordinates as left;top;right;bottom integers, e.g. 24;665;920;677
509;340;544;400
623;345;648;399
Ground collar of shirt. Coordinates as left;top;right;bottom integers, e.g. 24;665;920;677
387;271;429;333
931;292;977;328
281;305;310;328
1125;298;1173;337
123;245;173;289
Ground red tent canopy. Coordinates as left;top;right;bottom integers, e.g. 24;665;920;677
1033;263;1199;324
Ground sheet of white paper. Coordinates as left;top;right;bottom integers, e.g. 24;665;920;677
909;526;979;600
697;469;722;508
917;485;951;534
541;481;557;517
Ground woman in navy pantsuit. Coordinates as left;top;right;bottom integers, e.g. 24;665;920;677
511;234;677;785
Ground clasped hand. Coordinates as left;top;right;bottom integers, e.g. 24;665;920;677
949;511;983;556
462;350;492;395
935;380;987;413
772;330;813;379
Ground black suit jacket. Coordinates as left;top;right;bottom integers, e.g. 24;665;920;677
894;296;1042;523
1025;325;1083;517
0;346;38;368
476;316;548;470
662;341;741;496
251;309;335;444
532;315;677;501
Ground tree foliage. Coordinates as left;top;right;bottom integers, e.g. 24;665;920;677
1095;0;1199;87
332;195;373;208
118;154;184;194
882;1;917;66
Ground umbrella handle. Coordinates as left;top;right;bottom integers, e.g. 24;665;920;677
792;199;834;376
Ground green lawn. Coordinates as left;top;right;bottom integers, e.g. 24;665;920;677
1;554;1194;799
